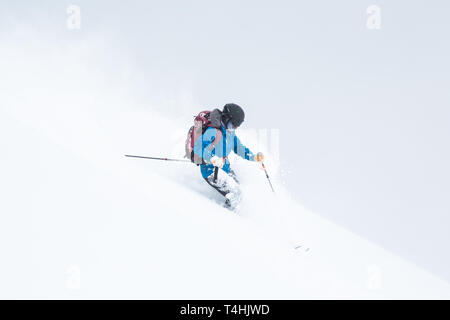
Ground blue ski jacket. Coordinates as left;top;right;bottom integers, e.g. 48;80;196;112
193;126;255;178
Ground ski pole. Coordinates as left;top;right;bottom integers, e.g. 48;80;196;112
124;154;191;162
213;167;219;183
261;162;275;193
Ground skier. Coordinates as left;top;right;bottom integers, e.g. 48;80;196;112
191;103;264;210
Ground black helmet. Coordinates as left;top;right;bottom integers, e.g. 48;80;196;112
222;103;245;128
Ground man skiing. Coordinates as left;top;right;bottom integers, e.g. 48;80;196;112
191;103;264;210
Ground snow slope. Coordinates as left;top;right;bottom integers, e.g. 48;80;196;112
1;30;450;299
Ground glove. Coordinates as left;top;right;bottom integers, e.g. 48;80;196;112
255;152;264;162
210;156;224;168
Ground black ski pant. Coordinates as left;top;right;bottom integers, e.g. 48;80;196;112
204;169;239;198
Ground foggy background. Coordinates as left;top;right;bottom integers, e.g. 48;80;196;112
1;0;449;282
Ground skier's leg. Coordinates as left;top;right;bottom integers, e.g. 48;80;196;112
204;169;241;210
228;169;239;184
223;159;239;184
204;175;228;197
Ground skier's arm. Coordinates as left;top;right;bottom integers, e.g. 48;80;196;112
193;128;218;163
233;135;255;161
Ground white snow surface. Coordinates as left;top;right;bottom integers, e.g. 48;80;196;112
1;31;450;299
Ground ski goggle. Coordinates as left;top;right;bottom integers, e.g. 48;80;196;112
225;117;243;129
226;121;235;130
